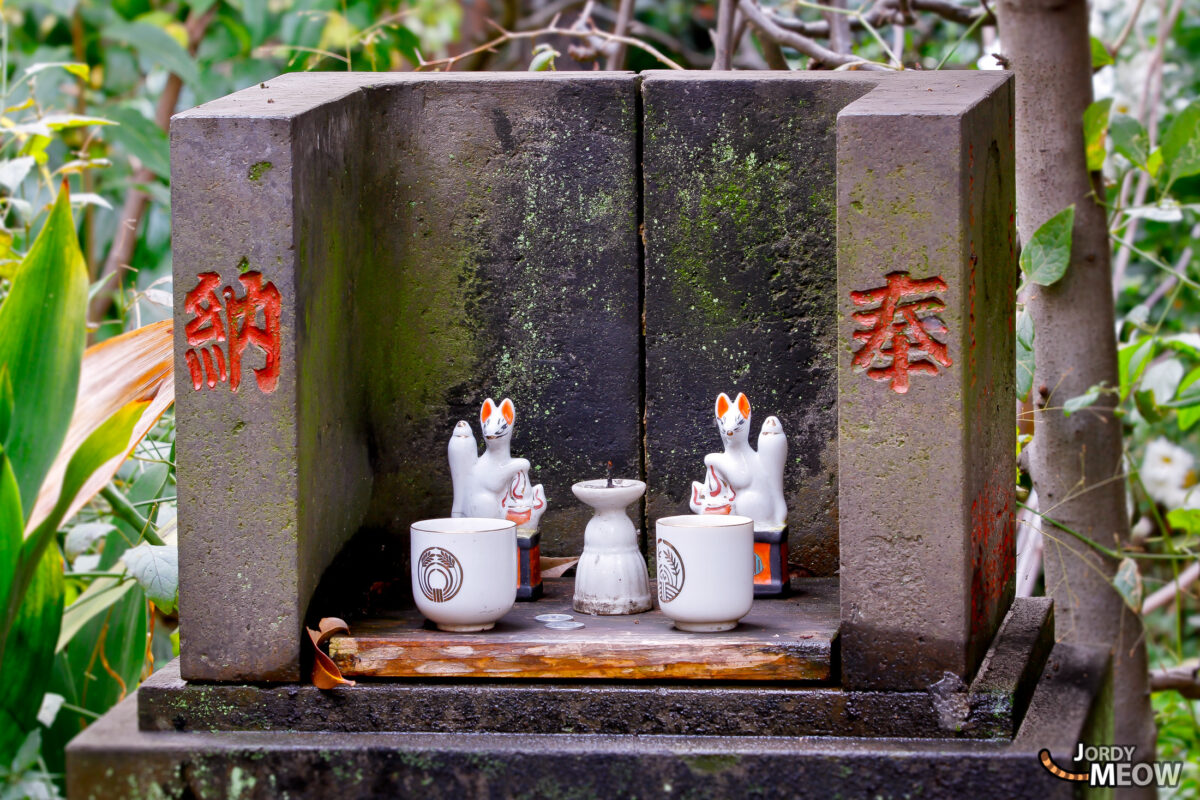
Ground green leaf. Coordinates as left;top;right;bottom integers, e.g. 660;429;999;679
101;20;200;85
0;188;88;518
0;545;62;763
1083;98;1113;172
102;106;170;181
0;158;35;194
1090;36;1113;69
1177;367;1200;431
1016;308;1035;401
1063;387;1100;416
4;403;144;656
1146;147;1163;178
1134;389;1163;423
64;522;115;561
1166;508;1200;535
529;44;560;72
56;576;134;651
122;543;177;612
1160;100;1200;190
1019;205;1075;286
1113;557;1143;613
23;62;89;80
1119;338;1156;400
1110;114;1149;168
0;369;12;445
0;452;22;663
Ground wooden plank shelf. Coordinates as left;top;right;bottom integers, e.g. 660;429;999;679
328;577;838;681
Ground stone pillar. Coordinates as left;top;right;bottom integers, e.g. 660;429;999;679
172;73;641;682
837;72;1017;689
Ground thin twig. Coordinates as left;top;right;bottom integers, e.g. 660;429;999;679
416;20;684;71
1149;662;1200;698
1143;561;1200;614
1108;0;1148;57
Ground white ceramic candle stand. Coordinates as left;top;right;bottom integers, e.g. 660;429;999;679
571;479;652;616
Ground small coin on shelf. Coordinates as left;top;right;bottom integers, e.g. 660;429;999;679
545;621;585;630
535;614;574;623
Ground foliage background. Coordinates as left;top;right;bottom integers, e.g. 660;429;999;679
0;0;1196;795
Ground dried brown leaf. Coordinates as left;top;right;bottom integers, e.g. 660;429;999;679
540;556;580;579
307;620;355;689
27;320;174;532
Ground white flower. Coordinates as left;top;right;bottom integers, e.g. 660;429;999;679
1141;438;1197;509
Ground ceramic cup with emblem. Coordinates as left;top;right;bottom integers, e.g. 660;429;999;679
654;514;755;632
410;517;518;632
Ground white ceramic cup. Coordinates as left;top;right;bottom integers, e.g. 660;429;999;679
410;517;518;632
655;514;755;632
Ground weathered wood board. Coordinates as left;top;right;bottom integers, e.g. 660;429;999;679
329;578;838;681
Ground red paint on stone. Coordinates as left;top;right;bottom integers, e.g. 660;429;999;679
183;271;282;393
849;272;952;394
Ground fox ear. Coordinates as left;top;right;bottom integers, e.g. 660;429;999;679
500;398;515;425
715;392;732;418
736;392;751;418
481;398;495;424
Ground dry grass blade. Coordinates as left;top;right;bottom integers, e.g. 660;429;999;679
26;320;174;532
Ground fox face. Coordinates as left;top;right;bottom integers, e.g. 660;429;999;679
715;392;751;440
480;397;515;441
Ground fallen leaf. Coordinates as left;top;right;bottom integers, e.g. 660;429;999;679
307;618;354;689
540;556;580;578
27;320;174;532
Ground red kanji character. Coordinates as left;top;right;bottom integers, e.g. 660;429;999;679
183;272;228;390
224;271;281;393
850;271;952;394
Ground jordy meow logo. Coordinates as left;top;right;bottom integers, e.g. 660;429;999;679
1039;745;1184;789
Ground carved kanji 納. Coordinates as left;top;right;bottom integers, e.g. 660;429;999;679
849;271;952;394
183;271;281;393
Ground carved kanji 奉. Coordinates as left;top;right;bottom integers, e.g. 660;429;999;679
849;271;952;394
183;271;282;393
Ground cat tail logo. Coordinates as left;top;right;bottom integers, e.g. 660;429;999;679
1039;748;1184;788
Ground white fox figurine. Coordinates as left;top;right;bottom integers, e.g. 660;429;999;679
689;392;787;531
448;397;546;534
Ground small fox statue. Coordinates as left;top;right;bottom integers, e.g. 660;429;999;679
448;397;546;535
689;392;787;531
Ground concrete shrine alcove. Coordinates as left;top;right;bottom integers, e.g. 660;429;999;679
67;71;1115;800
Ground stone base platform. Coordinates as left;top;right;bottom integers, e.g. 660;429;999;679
68;637;1108;799
66;598;1110;798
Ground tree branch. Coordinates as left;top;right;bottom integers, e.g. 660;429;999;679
1142;560;1200;614
605;0;636;69
714;0;738;69
738;0;885;69
1150;662;1200;698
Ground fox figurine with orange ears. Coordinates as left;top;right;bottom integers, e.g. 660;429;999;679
449;397;547;530
448;397;547;599
690;392;790;596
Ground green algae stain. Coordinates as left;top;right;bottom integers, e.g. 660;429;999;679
248;161;273;182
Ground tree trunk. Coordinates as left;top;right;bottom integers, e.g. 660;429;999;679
998;0;1154;766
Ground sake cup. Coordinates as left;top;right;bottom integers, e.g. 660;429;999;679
410;517;517;632
655;514;755;632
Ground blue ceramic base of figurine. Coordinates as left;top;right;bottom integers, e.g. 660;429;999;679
517;531;543;601
753;527;790;597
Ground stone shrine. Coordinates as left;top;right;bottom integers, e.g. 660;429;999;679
67;71;1111;799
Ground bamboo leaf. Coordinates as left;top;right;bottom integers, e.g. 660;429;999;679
56;576;134;652
0;545;62;763
1178;367;1200;431
0;188;88;518
1019;205;1075;286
